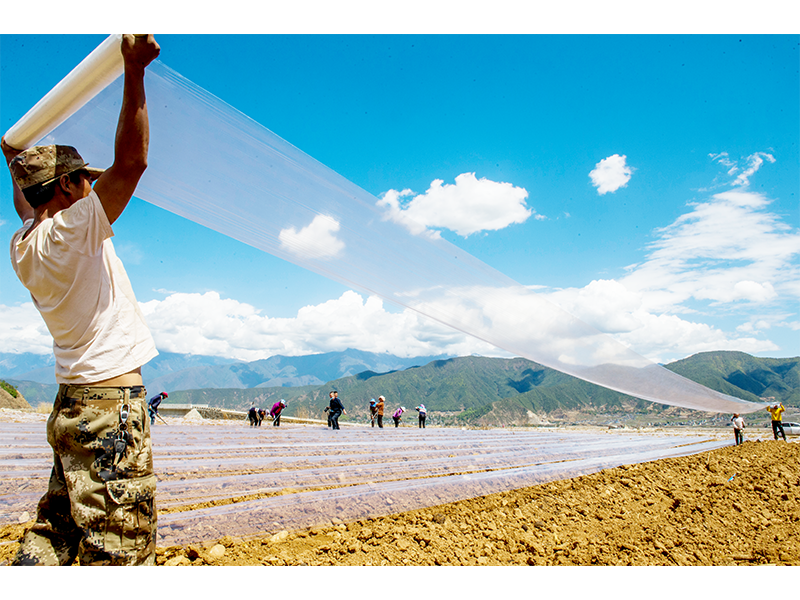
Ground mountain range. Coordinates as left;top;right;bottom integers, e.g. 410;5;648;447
2;350;797;426
0;348;450;405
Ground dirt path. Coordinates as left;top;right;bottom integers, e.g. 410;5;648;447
5;438;795;566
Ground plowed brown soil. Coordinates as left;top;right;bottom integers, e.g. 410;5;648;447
3;438;796;566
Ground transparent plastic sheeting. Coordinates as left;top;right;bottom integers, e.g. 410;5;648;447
0;422;729;544
155;437;695;507
33;61;764;415
157;436;726;546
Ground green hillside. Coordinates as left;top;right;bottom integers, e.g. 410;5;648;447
10;351;795;425
165;385;326;414
0;379;32;410
5;380;57;409
165;351;798;427
665;351;800;405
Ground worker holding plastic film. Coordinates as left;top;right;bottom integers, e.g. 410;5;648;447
271;399;286;426
3;35;161;565
392;406;406;427
766;403;787;441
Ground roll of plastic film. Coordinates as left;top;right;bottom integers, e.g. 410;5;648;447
4;34;123;149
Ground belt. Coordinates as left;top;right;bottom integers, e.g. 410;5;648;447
59;384;146;401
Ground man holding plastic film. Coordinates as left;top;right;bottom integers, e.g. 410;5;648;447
3;35;161;566
766;403;787;441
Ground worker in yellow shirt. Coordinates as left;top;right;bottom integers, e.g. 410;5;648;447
766;403;786;441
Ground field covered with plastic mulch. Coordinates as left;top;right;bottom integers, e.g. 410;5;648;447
1;410;798;566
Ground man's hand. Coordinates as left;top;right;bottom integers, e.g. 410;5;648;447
93;35;159;225
120;35;160;71
1;137;22;167
2;136;34;222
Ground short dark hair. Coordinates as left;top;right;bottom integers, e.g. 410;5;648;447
22;180;57;209
21;169;88;209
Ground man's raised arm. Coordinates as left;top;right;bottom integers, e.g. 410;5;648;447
93;34;160;225
2;137;35;223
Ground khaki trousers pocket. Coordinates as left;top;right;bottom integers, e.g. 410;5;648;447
104;473;157;556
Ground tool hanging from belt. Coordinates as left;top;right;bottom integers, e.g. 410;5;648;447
112;389;133;469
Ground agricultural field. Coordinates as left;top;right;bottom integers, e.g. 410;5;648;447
1;409;798;566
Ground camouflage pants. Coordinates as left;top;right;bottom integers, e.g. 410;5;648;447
13;385;157;566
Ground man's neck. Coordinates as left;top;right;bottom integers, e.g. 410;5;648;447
24;193;83;239
35;191;81;220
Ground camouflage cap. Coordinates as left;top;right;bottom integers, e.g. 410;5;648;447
9;144;104;190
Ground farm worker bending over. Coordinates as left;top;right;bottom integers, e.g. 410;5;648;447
369;398;378;427
4;35;161;566
392;406;406;428
148;391;168;425
416;404;427;428
271;399;286;426
766;403;786;441
375;396;385;429
329;391;345;430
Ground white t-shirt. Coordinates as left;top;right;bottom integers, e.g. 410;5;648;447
10;190;158;384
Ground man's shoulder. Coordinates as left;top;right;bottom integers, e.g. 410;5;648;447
67;190;103;215
11;218;34;244
43;191;109;233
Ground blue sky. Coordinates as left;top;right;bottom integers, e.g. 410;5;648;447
1;32;798;364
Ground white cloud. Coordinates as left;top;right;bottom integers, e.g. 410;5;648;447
377;173;534;237
622;189;800;311
709;152;737;174
279;214;345;259
4;276;785;373
538;282;782;364
732;152;776;187
589;154;633;195
730;281;777;303
395;283;655;369
614;312;779;364
708;151;777;189
0;303;53;354
539;180;799;362
737;320;772;334
137;290;501;362
546;279;644;334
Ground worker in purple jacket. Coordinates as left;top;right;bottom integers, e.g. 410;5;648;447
270;399;287;426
